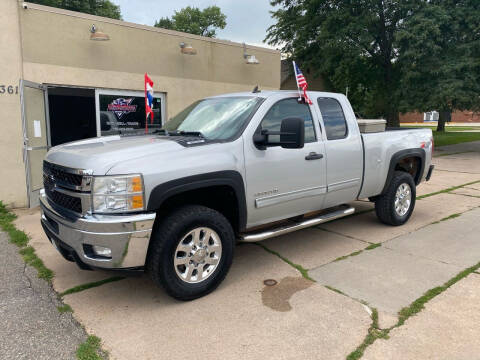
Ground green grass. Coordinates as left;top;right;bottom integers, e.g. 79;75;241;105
346;308;389;360
76;335;105;360
401;124;480;146
441;126;479;131
60;276;126;297
417;180;480;200
401;125;479;132
334;250;363;262
0;205;29;247
365;243;381;250
324;285;347;296
333;243;381;263
439;213;461;222
256;243;314;281
57;304;73;313
19;246;54;282
433;131;480;147
0;202;54;283
397;261;480;326
7;228;29;247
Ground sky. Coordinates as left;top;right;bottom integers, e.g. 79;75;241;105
111;0;279;48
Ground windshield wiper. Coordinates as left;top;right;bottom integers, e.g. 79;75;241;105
153;129;169;135
169;131;205;138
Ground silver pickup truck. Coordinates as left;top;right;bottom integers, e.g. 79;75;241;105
40;90;434;300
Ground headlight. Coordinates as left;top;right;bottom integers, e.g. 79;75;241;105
92;175;145;213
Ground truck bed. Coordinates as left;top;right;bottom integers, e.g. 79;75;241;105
358;128;433;199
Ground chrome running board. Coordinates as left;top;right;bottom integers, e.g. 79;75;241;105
239;205;355;242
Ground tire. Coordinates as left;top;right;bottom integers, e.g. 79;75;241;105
147;205;235;300
375;171;416;226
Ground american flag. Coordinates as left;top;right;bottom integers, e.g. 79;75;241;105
293;61;312;105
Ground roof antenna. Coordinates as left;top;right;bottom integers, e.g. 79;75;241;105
252;85;260;93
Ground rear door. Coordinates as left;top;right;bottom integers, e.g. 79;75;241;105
313;95;363;208
243;96;327;227
21;80;50;207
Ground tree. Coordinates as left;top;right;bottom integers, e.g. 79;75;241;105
155;17;174;30
266;0;422;126
29;0;121;20
154;6;226;38
397;0;480;132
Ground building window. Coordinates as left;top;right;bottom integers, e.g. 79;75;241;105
97;90;164;136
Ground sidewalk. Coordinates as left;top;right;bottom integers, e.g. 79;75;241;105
364;273;480;359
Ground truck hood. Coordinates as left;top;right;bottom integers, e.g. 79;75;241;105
45;135;184;174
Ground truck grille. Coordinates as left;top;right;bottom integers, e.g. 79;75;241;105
43;161;91;214
44;179;82;213
43;161;83;187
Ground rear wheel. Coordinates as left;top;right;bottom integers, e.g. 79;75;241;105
147;205;235;300
375;171;416;226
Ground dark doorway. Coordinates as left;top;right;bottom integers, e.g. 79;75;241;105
48;87;96;146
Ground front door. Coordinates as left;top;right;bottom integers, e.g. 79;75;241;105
21;80;49;207
243;97;327;228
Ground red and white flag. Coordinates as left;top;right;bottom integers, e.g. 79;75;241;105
144;73;154;133
292;61;312;105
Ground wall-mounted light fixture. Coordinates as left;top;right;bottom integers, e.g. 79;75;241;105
243;43;260;65
90;24;110;41
179;42;197;55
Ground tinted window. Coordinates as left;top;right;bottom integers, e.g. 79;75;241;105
260;98;316;143
317;98;348;140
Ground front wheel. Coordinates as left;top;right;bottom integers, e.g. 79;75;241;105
147;205;235;300
375;171;416;226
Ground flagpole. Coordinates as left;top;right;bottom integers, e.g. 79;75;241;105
292;61;302;102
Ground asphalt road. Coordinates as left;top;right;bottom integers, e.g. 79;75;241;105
0;231;86;360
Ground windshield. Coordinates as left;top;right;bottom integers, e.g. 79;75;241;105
163;97;262;140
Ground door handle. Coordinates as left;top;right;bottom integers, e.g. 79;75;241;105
305;152;324;160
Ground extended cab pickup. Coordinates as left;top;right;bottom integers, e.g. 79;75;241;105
40;91;434;299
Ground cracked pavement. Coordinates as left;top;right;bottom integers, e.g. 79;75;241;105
0;232;86;360
311;206;480;315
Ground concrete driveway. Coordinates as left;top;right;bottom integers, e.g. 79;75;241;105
11;141;480;360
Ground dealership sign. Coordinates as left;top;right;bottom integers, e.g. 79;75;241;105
99;93;162;136
107;98;137;119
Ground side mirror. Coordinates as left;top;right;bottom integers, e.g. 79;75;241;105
280;117;305;149
253;117;305;150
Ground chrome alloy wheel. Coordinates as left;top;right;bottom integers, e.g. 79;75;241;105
174;227;222;284
395;183;412;217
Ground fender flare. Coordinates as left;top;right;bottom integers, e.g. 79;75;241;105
381;148;426;194
146;170;247;231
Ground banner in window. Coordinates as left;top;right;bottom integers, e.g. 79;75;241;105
99;94;162;136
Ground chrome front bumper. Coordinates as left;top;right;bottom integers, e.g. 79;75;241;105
39;191;156;269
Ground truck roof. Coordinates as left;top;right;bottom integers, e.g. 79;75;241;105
209;90;345;99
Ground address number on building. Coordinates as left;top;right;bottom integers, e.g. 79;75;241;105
0;85;19;95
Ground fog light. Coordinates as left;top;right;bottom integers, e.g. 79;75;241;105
92;245;112;258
